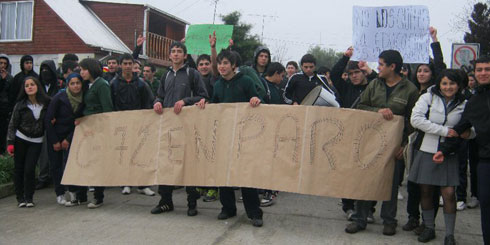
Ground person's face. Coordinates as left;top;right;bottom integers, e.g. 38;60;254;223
143;66;154;81
439;76;459;99
348;69;366;85
132;63;141;76
270;71;285;84
80;68;92;81
257;52;269;67
68;77;82;94
170;47;187;65
197;59;211;76
0;58;7;70
475;62;490;85
468;76;476;89
377;58;395;79
286;65;296;77
301;62;315;77
121;59;133;75
416;65;432;85
107;60;118;73
23;61;33;72
341;72;348;81
218;58;235;78
24;79;38;96
401;67;409;77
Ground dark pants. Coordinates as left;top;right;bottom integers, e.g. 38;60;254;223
78;186;104;202
157;185;199;207
478;161;490;245
406;180;440;221
37;137;50;183
219;187;263;219
457;140;469;201
0;117;8;155
47;143;68;196
13;137;42;202
342;198;355;212
468;139;479;198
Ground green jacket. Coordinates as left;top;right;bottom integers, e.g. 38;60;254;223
357;76;419;145
212;72;262;103
145;77;160;97
83;77;114;116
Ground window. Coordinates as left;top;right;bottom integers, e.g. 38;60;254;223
0;1;34;41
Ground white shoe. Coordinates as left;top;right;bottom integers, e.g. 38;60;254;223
346;209;354;221
397;191;404;200
456;201;466;211
67;192;76;202
122;186;131;195
467;196;479;208
137;187;155;196
57;195;66;205
439;196;444;206
88;187;95;192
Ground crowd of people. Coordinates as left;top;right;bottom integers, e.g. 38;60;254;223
0;27;489;244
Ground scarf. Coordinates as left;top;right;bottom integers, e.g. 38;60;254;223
66;89;82;112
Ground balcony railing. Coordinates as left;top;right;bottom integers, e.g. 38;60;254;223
146;32;175;61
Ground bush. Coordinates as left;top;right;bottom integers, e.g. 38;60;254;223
0;155;14;185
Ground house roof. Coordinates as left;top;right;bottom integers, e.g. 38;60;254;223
43;0;131;54
80;0;190;25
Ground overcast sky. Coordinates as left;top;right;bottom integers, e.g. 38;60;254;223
129;0;477;65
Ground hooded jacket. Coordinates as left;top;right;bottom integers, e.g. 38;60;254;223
12;55;39;104
7;99;48;144
111;72;154;111
253;46;271;77
0;54;13;117
211;72;262;103
39;60;59;97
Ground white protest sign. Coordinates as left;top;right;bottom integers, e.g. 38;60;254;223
352;5;430;63
451;43;480;69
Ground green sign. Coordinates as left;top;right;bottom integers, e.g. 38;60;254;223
185;24;234;55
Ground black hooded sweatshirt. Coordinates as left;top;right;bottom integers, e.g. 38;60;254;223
39;60;59;97
12;55;39;103
0;54;13;117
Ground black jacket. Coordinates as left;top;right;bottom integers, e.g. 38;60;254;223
44;91;84;144
39;60;59;97
7;99;48;144
440;84;490;160
283;72;339;105
0;54;13;117
110;73;154;111
331;55;377;108
12;55;39;104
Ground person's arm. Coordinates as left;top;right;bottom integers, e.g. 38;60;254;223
7;103;21;145
132;35;145;60
44;95;61;144
283;74;297;104
356;81;381;112
209;32;219;77
429;27;446;76
98;82;114;113
410;93;449;136
141;80;155;109
331;54;350;94
245;76;263;102
182;70;208;105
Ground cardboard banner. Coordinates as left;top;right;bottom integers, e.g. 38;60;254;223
352;5;430;63
62;104;403;201
185;24;234;55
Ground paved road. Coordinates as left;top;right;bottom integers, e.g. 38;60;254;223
0;186;484;245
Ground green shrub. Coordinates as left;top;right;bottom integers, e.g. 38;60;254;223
0;155;14;185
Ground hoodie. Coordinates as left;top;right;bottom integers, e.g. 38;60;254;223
0;54;13;117
39;60;59;97
252;46;271;77
12;55;39;103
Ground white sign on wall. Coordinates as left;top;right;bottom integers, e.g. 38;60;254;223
451;43;480;69
352;5;431;63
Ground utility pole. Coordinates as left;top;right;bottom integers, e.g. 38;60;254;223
212;0;219;24
247;14;278;42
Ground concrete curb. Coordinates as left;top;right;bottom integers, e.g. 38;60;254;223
0;182;14;199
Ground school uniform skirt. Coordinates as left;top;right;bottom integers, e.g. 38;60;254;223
408;149;459;187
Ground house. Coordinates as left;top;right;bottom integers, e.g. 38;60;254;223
0;0;189;75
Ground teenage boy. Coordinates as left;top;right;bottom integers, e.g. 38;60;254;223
0;54;13;155
433;56;490;245
150;42;208;216
198;50;264;227
12;55;38;103
110;53;155;196
345;50;419;236
143;63;160;97
103;56;119;82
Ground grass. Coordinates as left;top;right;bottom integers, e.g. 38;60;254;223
0;154;14;185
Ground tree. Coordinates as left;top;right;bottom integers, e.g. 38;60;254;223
306;46;344;69
221;11;262;63
464;2;490;56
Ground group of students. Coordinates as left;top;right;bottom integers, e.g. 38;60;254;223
0;26;489;244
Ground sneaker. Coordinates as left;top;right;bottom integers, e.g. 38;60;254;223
402;218;419;231
203;189;218;202
88;187;95;192
65;200;81;207
367;211;375;224
26;202;35;208
345;209;355;221
397;191;404;200
18;202;26;208
150;204;174;214
456;201;466;211
56;195;66;205
383;224;397;236
87;199;103;209
67;192;76;202
217;211;236;220
252;217;263;227
260;192;275;207
444;234;456;245
467;196;479;208
414;223;426;235
345;222;365;234
439;196;444;206
237;196;243;202
187;207;198;216
121;186;131;195
137;187;155;196
417;227;436;242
